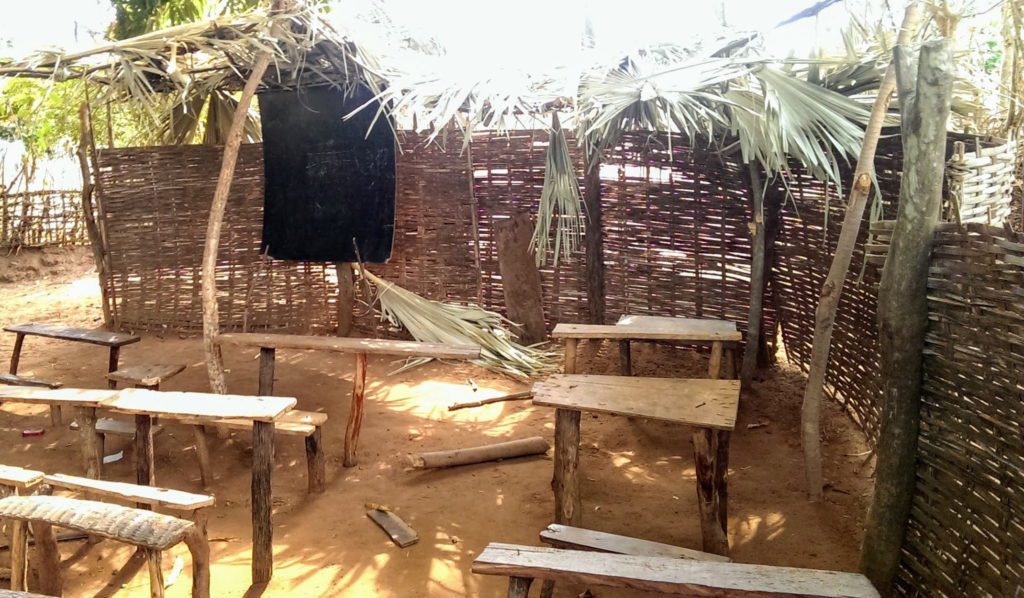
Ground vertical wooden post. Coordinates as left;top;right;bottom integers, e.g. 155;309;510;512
251;420;275;584
583;159;605;324
77;406;102;478
258;347;276;396
305;425;326;493
146;548;165;598
861;39;954;595
77;102;113;327
693;428;730;556
335;262;354;336
708;341;724;379
552;408;582;527
9;332;24;374
507;576;534;598
30;521;63;596
343;352;368;467
618;340;631;376
495;213;547;345
9;519;28;591
107;346;120;389
193;426;213;488
563;338;578;375
135;415;155;489
741;163;766;387
184;525;211;598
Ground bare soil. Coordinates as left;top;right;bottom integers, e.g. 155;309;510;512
0;248;873;597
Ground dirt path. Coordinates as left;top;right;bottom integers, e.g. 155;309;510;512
0;249;873;597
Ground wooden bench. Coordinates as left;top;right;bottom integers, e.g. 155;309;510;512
472;543;880;598
216;332;479;467
176;409;328;493
0;374;60;389
0;465;44;495
107;363;186;390
540;524;730;562
5;323;140;425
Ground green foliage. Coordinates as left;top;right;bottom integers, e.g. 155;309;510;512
0;79;84;157
110;0;262;40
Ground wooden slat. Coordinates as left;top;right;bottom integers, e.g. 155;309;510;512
366;509;419;548
176;410;326;437
4;323;140;347
216;333;480;359
107;364;186;387
540;524;730;563
532;375;739;430
0;386;117;406
44;473;214;511
0;465;44;489
553;321;742;342
472;544;880;598
0;374;61;389
102;389;296;423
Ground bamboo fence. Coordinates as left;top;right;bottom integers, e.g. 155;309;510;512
0;189;86;248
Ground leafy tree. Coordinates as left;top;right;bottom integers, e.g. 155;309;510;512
109;0;263;40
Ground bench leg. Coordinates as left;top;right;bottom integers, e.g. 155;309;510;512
343;352;367;468
107;346;121;390
145;548;164;598
252;421;275;584
185;512;211;598
563;338;578;374
9;520;28;591
9;332;24;375
30;521;63;596
135;415;156;492
305;426;326;494
76;406;103;479
539;579;555;598
193;425;213;489
49;405;62;427
724;347;736;380
257;347;276;396
507;576;533;598
708;341;724;379
553;408;582;527
619;340;631;376
693;428;730;556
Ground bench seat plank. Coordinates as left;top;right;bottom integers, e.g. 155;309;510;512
553;321;742;342
0;386;117;406
103;388;296;423
177;410;326;436
0;495;193;550
473;543;880;598
0;374;61;389
44;473;214;511
217;332;480;359
4;323;140;347
107;364;186;387
532;375;739;431
0;465;45;490
540;524;730;563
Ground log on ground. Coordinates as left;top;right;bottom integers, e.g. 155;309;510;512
407;437;550;469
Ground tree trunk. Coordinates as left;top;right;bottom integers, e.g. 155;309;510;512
800;3;921;501
740;163;766;387
495;212;547;345
861;39;953;596
583;159;605;324
201;2;287;394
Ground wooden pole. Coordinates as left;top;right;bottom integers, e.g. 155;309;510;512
740;163;766;387
201;0;287;395
77;103;112;327
335;262;354;336
30;521;63;596
583;159;605;324
552;408;582;527
407;436;550;469
251;420;275;583
343;351;368;467
861;39;954;595
495;212;547;345
800;3;921;501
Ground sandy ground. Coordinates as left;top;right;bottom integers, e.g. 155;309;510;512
0;247;873;597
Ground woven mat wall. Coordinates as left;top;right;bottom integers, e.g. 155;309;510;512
0;190;85;249
895;223;1024;597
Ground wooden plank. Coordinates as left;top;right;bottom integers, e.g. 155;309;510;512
0;386;117;406
4;323;140;347
472;544;881;598
102;388;296;422
366;508;419;548
0;465;44;489
540;524;730;563
553;319;741;342
217;333;480;359
532;375;740;431
45;473;214;510
107;364;186;387
176;410;322;436
0;374;61;389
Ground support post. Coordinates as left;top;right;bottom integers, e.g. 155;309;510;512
495;212;547;345
193;426;213;488
507;576;534;598
618;340;631;376
741;163;766;387
107;346;120;389
861;39;954;595
583;158;605;324
9;519;27;591
30;521;63;596
9;332;24;374
77;406;102;479
343;352;368;467
146;548;165;598
801;4;922;501
708;341;724;379
563;338;578;375
552;408;582;527
135;415;155;489
77;103;113;327
258;347;276;396
335;262;354;336
251;420;275;584
184;525;211;598
693;428;730;556
305;426;326;493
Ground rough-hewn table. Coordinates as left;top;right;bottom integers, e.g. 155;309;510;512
0;385;296;585
532;374;740;556
216;333;480;466
4;323;140;424
552;316;742;378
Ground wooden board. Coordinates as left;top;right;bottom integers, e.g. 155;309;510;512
0;386;117;407
0;465;44;489
540;524;730;563
44;473;214;511
4;323;140;347
0;374;61;389
176;410;326;437
472;543;880;598
102;389;296;423
366;509;418;548
107;364;186;386
553;320;742;342
532;375;739;431
95;418;163;438
217;333;480;359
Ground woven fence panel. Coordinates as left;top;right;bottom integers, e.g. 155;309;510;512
947;141;1017;225
895;223;1024;597
0;190;85;248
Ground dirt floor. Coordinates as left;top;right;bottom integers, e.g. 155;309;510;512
0;247;873;597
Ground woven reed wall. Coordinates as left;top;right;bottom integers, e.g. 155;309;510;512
0;189;85;248
895;223;1024;597
96;131;768;337
947;140;1017;225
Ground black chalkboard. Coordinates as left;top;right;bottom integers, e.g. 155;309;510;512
258;85;396;262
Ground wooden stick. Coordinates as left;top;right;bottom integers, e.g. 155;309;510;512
553;408;582;527
692;428;730;556
146;548;164;598
448;391;532;411
407;437;550;469
740;162;766;387
800;3;922;501
251;420;275;584
343;352;368;467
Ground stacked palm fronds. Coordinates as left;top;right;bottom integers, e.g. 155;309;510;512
362;270;558;381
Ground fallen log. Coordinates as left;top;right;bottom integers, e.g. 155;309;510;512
448;391;533;411
407;437;550;469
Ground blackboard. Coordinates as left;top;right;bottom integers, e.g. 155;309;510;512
257;85;396;262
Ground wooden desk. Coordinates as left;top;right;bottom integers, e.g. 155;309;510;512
533;374;740;556
552;317;741;377
4;323;140;425
0;385;295;585
216;333;480;467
